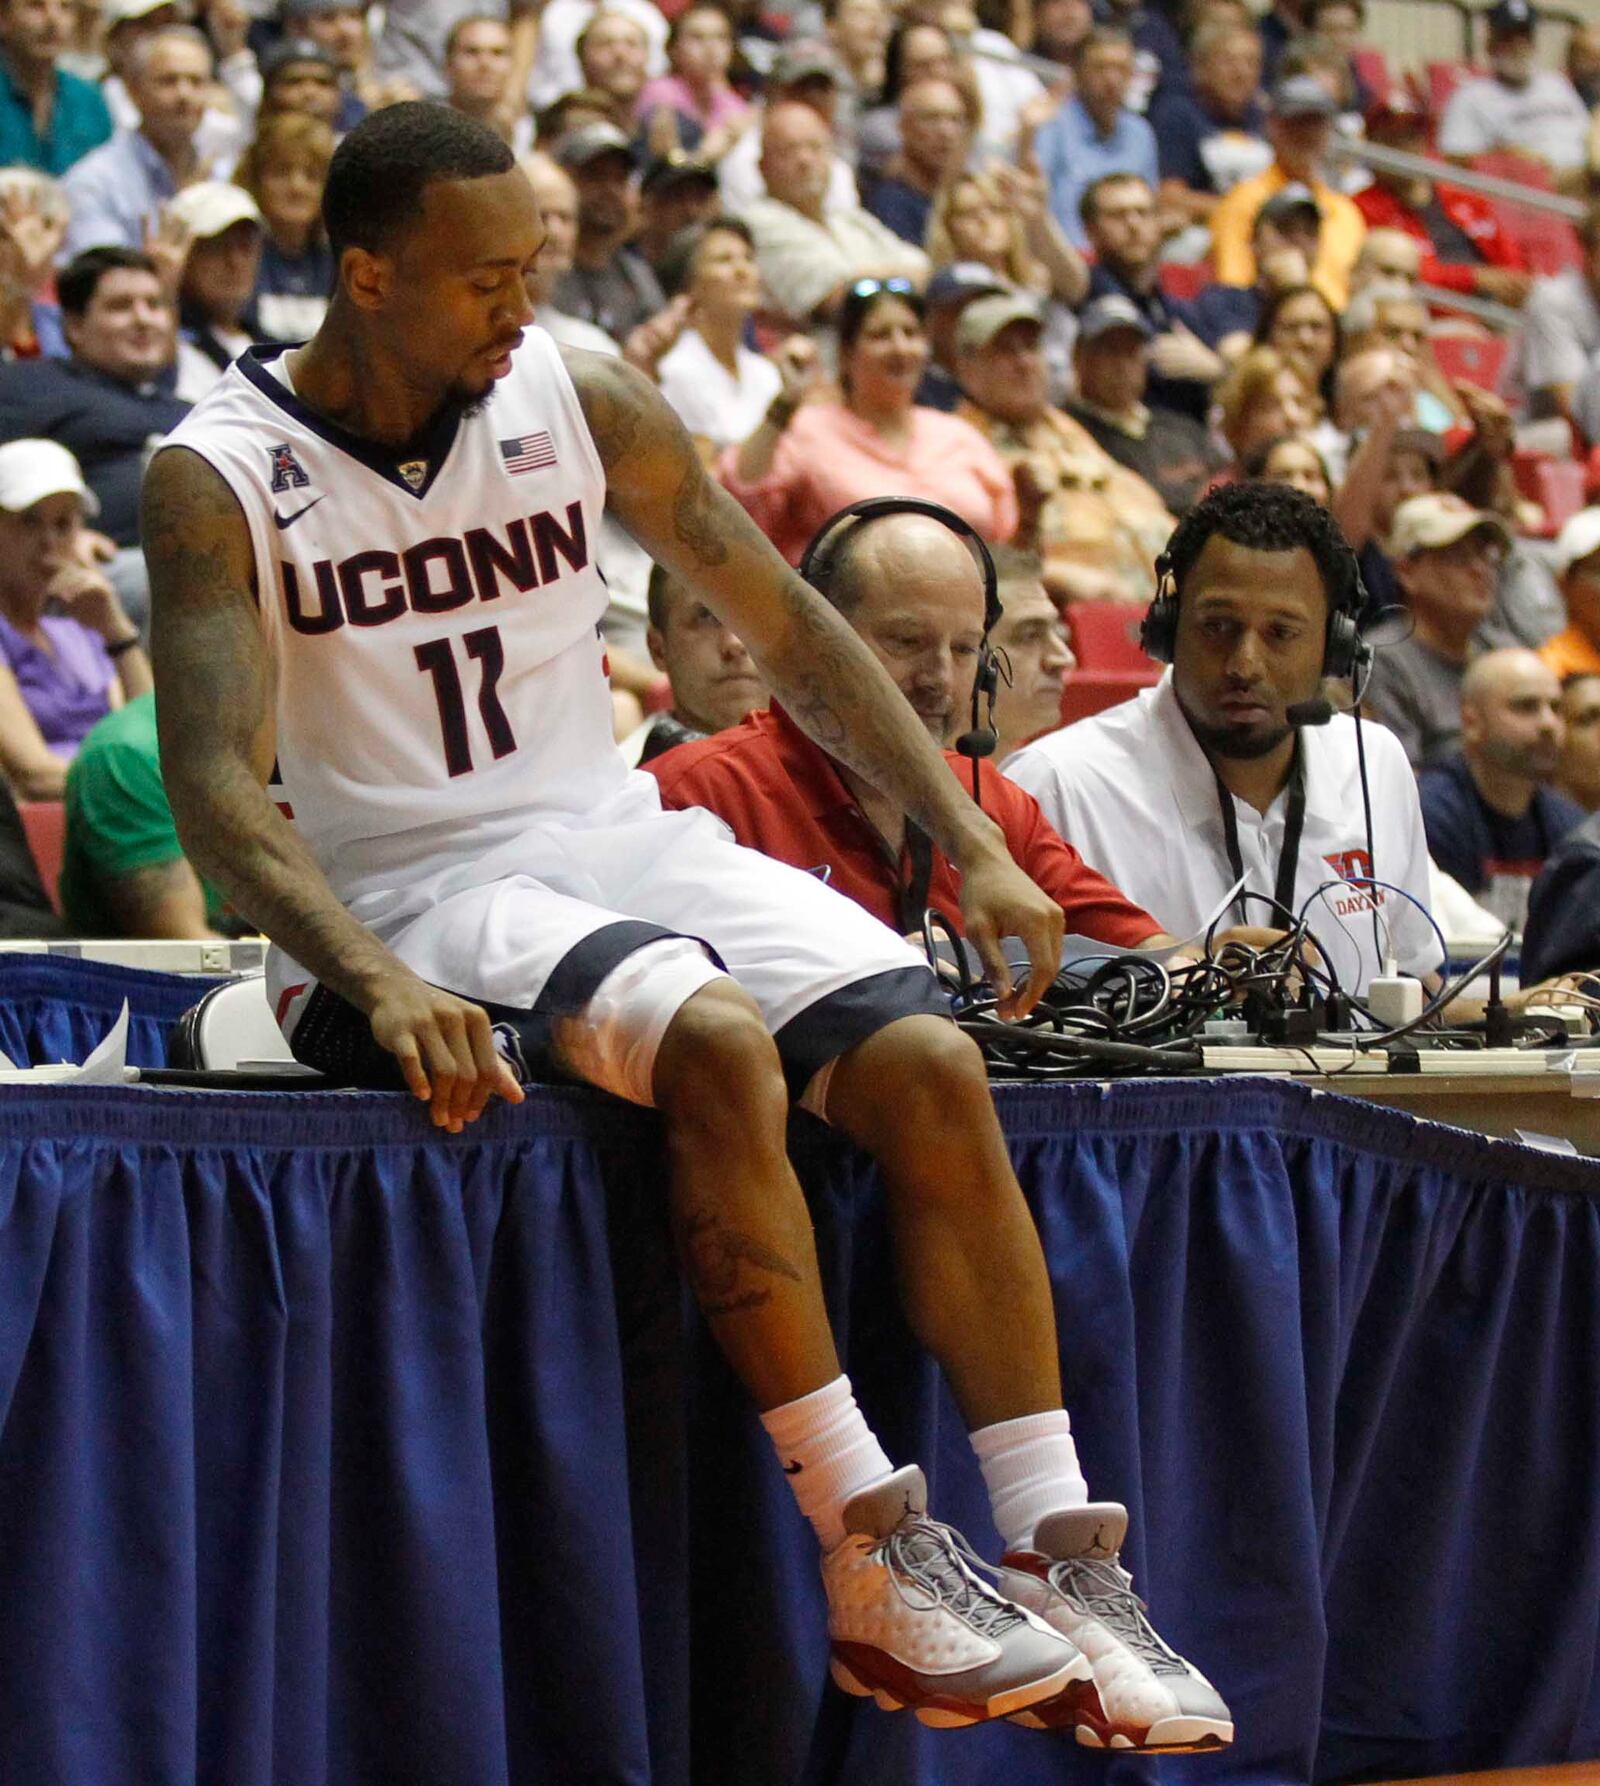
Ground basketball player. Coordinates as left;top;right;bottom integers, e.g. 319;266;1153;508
144;104;1230;1749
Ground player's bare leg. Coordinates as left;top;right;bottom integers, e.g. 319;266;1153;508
822;1014;1062;1427
648;980;1082;1726
649;980;839;1409
825;1012;1232;1752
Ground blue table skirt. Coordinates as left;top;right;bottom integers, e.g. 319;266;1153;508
0;953;220;1068
0;1076;1597;1786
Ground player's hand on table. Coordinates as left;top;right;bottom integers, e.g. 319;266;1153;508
366;971;526;1133
958;848;1063;1020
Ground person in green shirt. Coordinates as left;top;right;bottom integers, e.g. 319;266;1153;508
63;691;224;937
0;0;112;176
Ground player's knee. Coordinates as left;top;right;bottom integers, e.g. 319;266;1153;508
655;981;788;1136
873;1016;991;1123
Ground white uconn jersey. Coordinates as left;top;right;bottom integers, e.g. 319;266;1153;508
163;330;631;906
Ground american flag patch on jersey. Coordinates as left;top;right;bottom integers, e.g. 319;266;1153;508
499;431;558;474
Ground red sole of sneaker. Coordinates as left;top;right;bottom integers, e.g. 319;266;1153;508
1006;1677;1109;1732
830;1643;1081;1728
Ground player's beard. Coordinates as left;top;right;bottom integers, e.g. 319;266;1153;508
442;381;495;422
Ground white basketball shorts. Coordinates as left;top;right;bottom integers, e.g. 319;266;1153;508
276;802;947;1109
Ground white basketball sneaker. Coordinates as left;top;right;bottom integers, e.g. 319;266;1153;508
824;1465;1092;1728
997;1503;1233;1752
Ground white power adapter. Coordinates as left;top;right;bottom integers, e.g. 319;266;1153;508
1367;956;1424;1029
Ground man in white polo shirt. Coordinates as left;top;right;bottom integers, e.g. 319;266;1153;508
1006;481;1443;998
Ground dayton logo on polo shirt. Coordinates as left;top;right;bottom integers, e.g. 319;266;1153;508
1323;848;1383;915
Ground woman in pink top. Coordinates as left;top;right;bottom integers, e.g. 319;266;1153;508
718;279;1019;563
635;7;751;160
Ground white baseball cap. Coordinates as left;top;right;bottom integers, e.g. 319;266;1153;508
1554;505;1600;578
1388;492;1510;559
168;181;264;240
104;0;180;25
0;439;98;516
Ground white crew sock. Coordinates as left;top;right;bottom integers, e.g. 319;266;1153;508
760;1374;895;1552
970;1409;1088;1551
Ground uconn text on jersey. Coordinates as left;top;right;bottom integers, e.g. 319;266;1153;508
277;500;590;634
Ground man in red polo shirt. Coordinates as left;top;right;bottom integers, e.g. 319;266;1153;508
647;519;1179;952
1352;100;1531;308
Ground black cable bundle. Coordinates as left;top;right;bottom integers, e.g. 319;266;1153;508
922;907;1328;1081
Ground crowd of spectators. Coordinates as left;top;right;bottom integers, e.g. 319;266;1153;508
2;0;1600;993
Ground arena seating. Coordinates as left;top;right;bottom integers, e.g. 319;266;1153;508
1057;604;1160;723
1064;600;1160;671
1352;45;1395;106
1426;59;1476;111
17;800;63;912
1513;451;1587;534
1431;332;1510;394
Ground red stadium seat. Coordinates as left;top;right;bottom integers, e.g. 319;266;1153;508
1426;60;1474;111
1063;601;1158;672
1471;148;1556;191
1058;669;1160;726
1535;458;1587;534
1498;205;1581;275
1512;452;1586;534
1468;152;1581;274
1158;260;1211;302
1352;46;1393;108
1430;332;1509;392
1511;448;1551;505
17;800;63;913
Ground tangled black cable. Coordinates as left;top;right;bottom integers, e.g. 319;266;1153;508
921;906;1336;1081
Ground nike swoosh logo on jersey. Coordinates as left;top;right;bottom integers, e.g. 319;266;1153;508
273;495;326;530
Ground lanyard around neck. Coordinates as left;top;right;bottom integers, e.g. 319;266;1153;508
1212;737;1307;928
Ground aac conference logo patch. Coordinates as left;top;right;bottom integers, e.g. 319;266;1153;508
269;443;310;493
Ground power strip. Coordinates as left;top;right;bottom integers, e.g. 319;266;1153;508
1201;1046;1387;1073
1405;1047;1575;1075
0;939;265;974
1201;1044;1576;1076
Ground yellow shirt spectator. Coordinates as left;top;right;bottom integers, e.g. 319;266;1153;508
1210;168;1367;308
1209;77;1367;307
1541;625;1600;680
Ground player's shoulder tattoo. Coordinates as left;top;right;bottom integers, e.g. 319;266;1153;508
560;343;653;474
142;445;256;607
561;341;729;569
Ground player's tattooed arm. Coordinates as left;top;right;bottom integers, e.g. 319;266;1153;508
568;345;994;844
145;446;391;992
143;447;522;1125
565;343;1064;1013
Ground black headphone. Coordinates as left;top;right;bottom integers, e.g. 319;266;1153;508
1139;534;1370;683
798;496;1004;763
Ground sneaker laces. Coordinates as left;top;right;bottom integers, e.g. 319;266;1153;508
871;1515;1029;1640
1047;1554;1188;1676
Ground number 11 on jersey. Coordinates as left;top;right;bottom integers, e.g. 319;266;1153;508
415;624;517;777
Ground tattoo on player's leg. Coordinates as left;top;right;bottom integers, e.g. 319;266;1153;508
678;1206;803;1317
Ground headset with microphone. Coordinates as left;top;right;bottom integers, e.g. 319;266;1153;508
1138;533;1371;694
798;496;1004;801
1136;500;1385;963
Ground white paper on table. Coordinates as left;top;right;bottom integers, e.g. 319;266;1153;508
0;999;134;1084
